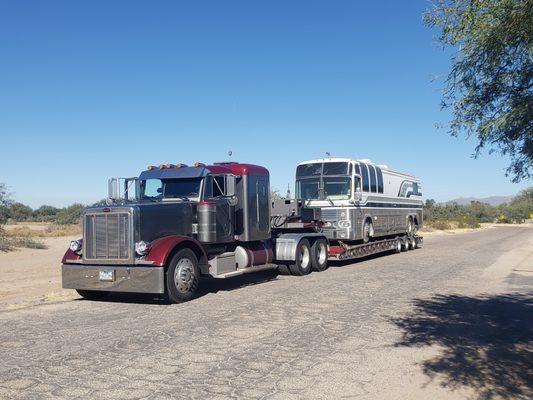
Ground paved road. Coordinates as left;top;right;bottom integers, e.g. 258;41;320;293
1;227;532;400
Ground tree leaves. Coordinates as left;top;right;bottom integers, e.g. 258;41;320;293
425;0;533;182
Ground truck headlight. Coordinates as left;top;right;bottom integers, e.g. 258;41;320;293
338;220;351;228
70;240;82;253
135;241;150;256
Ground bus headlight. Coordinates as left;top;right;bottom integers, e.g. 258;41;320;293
338;220;351;229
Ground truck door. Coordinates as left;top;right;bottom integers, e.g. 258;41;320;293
208;174;236;243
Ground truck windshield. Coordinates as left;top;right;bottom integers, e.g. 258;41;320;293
296;177;352;200
140;178;203;201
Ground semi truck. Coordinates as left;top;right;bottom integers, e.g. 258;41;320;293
62;160;422;303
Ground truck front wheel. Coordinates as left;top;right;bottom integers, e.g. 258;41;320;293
166;248;200;303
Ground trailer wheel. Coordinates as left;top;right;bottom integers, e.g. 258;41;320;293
311;239;328;272
395;238;402;253
76;289;109;301
166;248;200;303
289;239;312;276
401;237;409;251
409;237;416;250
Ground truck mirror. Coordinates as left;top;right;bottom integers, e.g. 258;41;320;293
354;188;362;202
108;178;119;201
226;175;236;197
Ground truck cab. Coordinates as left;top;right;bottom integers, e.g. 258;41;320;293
62;162;325;303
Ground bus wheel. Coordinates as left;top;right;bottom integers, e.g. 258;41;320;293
407;217;414;235
289;239;312;276
363;220;373;243
311;239;328;272
166;248;200;303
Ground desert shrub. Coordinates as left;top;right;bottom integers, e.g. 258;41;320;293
33;205;60;222
0;235;47;251
55;203;84;225
429;220;452;230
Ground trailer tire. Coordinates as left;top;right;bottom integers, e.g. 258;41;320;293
401;237;409;251
311;239;328;272
166;248;200;303
409;237;416;250
395;238;402;253
76;289;109;301
289;239;312;276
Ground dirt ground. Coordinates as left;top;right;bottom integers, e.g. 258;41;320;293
0;236;80;311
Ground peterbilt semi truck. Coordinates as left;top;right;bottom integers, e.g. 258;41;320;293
62;160;422;303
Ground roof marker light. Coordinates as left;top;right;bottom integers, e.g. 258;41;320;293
147;165;154;170
158;164;165;170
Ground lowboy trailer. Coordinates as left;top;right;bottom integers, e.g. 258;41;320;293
62;161;422;303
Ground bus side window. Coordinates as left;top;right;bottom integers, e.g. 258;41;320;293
369;165;377;192
376;167;384;193
361;164;370;192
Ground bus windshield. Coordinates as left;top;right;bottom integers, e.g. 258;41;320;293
296;176;352;200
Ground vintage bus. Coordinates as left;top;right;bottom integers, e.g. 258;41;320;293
295;158;423;243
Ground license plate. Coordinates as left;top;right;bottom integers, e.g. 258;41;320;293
99;270;115;282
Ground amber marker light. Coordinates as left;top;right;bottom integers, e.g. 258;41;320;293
158;164;165;170
147;165;154;170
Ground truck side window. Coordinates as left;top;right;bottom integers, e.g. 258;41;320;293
212;176;226;197
360;164;369;192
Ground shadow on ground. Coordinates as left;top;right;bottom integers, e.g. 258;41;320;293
89;269;280;305
391;293;533;400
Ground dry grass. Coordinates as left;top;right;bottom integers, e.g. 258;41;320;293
0;235;47;252
4;224;82;238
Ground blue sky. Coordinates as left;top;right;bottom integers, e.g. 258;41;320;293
0;1;529;208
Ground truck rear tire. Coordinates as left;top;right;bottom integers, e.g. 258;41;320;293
289;239;312;276
166;248;200;303
76;289;109;301
311;239;328;272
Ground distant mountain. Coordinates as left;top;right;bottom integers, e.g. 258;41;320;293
445;195;515;206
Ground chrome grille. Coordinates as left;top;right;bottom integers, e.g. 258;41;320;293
321;209;343;221
84;212;131;262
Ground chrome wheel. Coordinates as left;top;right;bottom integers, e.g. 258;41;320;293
174;258;195;293
317;242;327;265
300;246;310;269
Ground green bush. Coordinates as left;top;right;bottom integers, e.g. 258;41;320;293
55;203;85;225
8;202;33;222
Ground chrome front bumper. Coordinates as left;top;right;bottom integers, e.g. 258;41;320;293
62;264;165;294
